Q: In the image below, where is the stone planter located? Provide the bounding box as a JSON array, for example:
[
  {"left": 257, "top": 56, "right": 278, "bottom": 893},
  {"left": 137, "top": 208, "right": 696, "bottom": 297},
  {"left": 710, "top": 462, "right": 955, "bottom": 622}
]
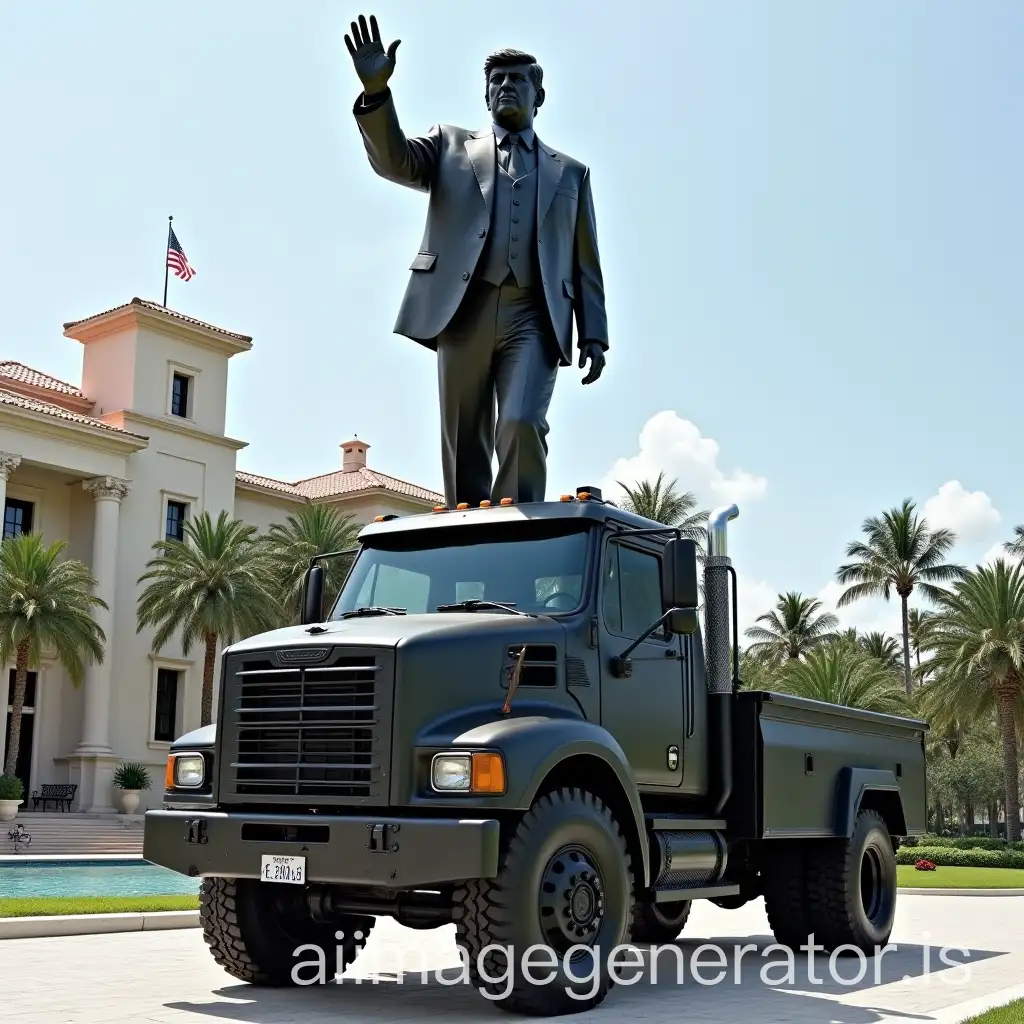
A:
[
  {"left": 0, "top": 799, "right": 23, "bottom": 822},
  {"left": 115, "top": 789, "right": 141, "bottom": 814}
]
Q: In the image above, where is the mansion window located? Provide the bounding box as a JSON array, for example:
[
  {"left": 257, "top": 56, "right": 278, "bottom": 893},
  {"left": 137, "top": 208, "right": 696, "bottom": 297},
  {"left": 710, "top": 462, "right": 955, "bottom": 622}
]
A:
[
  {"left": 3, "top": 498, "right": 34, "bottom": 539},
  {"left": 154, "top": 668, "right": 180, "bottom": 743},
  {"left": 165, "top": 500, "right": 189, "bottom": 542},
  {"left": 171, "top": 372, "right": 191, "bottom": 418}
]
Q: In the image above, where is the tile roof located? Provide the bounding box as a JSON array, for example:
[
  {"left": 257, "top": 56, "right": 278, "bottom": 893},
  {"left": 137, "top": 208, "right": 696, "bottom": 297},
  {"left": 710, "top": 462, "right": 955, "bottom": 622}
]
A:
[
  {"left": 236, "top": 467, "right": 442, "bottom": 504},
  {"left": 0, "top": 387, "right": 147, "bottom": 440},
  {"left": 63, "top": 297, "right": 252, "bottom": 343},
  {"left": 0, "top": 361, "right": 85, "bottom": 398}
]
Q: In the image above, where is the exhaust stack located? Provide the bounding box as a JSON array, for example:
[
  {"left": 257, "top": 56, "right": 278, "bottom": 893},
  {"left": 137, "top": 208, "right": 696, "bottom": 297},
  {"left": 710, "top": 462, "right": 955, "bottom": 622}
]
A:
[{"left": 704, "top": 503, "right": 738, "bottom": 815}]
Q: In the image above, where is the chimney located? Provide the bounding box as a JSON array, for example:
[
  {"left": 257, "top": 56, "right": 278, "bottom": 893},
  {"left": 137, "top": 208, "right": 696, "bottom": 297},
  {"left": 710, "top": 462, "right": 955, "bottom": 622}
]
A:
[{"left": 341, "top": 437, "right": 369, "bottom": 473}]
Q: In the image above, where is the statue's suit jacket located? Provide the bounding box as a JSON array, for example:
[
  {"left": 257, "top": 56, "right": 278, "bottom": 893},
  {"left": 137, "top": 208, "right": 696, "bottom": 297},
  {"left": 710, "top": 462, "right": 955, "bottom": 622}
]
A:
[{"left": 353, "top": 91, "right": 608, "bottom": 367}]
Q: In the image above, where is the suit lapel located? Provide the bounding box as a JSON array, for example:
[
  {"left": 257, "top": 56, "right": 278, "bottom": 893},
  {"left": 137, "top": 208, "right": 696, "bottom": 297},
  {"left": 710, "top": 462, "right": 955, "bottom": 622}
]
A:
[
  {"left": 537, "top": 142, "right": 563, "bottom": 226},
  {"left": 465, "top": 130, "right": 496, "bottom": 216}
]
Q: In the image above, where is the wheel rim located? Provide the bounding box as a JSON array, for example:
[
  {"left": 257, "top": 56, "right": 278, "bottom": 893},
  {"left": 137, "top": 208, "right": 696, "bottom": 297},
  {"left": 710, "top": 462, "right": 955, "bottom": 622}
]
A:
[
  {"left": 539, "top": 844, "right": 605, "bottom": 958},
  {"left": 859, "top": 844, "right": 886, "bottom": 924}
]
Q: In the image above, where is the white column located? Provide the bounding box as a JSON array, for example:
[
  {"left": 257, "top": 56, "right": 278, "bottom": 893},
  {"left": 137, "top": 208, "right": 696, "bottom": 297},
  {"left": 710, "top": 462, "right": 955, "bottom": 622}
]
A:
[
  {"left": 71, "top": 474, "right": 131, "bottom": 812},
  {"left": 0, "top": 452, "right": 22, "bottom": 528}
]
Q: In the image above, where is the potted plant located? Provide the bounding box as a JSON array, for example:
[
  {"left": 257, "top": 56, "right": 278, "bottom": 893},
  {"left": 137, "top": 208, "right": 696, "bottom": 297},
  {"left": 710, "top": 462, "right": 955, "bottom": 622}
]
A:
[
  {"left": 0, "top": 773, "right": 24, "bottom": 821},
  {"left": 112, "top": 762, "right": 151, "bottom": 814}
]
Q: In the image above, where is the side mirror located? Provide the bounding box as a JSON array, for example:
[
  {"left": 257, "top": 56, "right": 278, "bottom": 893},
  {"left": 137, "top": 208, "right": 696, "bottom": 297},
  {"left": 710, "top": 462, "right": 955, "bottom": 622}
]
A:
[
  {"left": 300, "top": 565, "right": 325, "bottom": 625},
  {"left": 665, "top": 607, "right": 698, "bottom": 635},
  {"left": 662, "top": 537, "right": 699, "bottom": 610}
]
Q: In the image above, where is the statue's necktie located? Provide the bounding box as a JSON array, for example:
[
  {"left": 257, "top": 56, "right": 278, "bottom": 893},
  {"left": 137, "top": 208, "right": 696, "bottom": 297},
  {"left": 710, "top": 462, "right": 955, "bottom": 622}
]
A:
[{"left": 504, "top": 134, "right": 522, "bottom": 178}]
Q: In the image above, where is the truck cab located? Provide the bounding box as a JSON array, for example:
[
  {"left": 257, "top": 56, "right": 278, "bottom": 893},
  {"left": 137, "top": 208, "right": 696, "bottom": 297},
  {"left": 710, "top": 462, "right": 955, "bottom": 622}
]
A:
[{"left": 144, "top": 488, "right": 928, "bottom": 1015}]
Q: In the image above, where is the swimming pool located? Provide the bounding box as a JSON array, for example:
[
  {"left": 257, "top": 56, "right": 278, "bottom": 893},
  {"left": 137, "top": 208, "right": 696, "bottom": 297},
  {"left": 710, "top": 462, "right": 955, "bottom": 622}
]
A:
[{"left": 0, "top": 859, "right": 200, "bottom": 899}]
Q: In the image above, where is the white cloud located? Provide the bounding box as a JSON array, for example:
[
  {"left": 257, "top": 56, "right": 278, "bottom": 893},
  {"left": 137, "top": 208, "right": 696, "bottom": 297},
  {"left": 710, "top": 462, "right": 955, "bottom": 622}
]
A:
[
  {"left": 600, "top": 411, "right": 767, "bottom": 509},
  {"left": 736, "top": 573, "right": 778, "bottom": 639},
  {"left": 922, "top": 481, "right": 1000, "bottom": 542}
]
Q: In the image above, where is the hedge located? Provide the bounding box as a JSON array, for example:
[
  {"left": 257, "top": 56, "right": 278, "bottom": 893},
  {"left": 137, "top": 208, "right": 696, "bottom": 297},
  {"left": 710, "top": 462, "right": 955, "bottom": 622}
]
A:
[
  {"left": 902, "top": 834, "right": 1024, "bottom": 852},
  {"left": 895, "top": 845, "right": 1024, "bottom": 869}
]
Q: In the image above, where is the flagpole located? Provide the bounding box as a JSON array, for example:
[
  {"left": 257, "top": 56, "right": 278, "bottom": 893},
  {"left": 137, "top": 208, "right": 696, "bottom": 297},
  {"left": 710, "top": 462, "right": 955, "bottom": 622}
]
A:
[{"left": 163, "top": 215, "right": 172, "bottom": 306}]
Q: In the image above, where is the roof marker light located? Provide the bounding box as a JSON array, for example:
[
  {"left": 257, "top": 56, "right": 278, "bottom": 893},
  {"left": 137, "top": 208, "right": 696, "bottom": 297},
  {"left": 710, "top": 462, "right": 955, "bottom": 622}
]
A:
[
  {"left": 560, "top": 494, "right": 575, "bottom": 502},
  {"left": 433, "top": 505, "right": 446, "bottom": 513},
  {"left": 500, "top": 497, "right": 514, "bottom": 506},
  {"left": 480, "top": 500, "right": 492, "bottom": 507},
  {"left": 456, "top": 502, "right": 470, "bottom": 510}
]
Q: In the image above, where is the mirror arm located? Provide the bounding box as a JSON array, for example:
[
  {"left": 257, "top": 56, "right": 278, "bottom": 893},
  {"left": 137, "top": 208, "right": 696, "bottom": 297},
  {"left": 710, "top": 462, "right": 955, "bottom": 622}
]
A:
[{"left": 610, "top": 609, "right": 676, "bottom": 678}]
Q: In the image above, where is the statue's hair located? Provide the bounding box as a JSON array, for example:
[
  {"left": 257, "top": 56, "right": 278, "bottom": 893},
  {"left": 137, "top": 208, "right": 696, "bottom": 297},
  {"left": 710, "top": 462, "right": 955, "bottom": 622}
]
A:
[{"left": 484, "top": 48, "right": 543, "bottom": 93}]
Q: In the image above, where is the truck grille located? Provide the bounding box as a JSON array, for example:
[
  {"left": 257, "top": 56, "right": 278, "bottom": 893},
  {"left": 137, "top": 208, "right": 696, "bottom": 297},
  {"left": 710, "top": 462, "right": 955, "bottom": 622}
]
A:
[{"left": 218, "top": 646, "right": 394, "bottom": 805}]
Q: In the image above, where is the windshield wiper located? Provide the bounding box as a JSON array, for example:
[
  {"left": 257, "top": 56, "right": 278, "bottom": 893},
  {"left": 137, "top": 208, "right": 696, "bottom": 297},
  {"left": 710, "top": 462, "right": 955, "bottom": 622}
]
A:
[
  {"left": 338, "top": 606, "right": 407, "bottom": 619},
  {"left": 436, "top": 599, "right": 532, "bottom": 617}
]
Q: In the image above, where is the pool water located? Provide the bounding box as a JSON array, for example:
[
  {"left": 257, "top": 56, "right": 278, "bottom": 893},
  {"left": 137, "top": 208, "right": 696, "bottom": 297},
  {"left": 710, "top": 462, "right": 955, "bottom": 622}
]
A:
[{"left": 0, "top": 859, "right": 200, "bottom": 899}]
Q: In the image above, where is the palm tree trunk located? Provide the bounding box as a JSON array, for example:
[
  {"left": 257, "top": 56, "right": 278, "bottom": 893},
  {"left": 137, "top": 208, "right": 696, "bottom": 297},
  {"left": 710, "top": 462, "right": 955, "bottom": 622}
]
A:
[
  {"left": 2, "top": 638, "right": 32, "bottom": 778},
  {"left": 900, "top": 594, "right": 913, "bottom": 696},
  {"left": 201, "top": 632, "right": 218, "bottom": 727},
  {"left": 996, "top": 684, "right": 1021, "bottom": 843}
]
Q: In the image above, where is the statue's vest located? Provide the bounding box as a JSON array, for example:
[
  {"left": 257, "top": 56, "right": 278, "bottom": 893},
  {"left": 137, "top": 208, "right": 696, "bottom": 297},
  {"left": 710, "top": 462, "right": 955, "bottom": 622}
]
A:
[{"left": 475, "top": 160, "right": 540, "bottom": 289}]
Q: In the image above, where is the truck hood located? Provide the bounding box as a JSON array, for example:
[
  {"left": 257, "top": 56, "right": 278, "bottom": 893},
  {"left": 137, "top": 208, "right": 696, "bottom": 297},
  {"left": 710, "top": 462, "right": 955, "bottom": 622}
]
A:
[{"left": 224, "top": 611, "right": 565, "bottom": 654}]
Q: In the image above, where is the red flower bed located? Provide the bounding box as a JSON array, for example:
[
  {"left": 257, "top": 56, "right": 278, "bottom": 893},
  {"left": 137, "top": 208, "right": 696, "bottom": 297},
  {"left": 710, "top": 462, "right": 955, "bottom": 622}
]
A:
[{"left": 914, "top": 859, "right": 936, "bottom": 871}]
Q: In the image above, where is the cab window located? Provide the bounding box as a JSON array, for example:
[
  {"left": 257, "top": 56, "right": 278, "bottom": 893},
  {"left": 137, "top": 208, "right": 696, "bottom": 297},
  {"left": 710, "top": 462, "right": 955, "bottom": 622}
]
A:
[{"left": 602, "top": 541, "right": 665, "bottom": 638}]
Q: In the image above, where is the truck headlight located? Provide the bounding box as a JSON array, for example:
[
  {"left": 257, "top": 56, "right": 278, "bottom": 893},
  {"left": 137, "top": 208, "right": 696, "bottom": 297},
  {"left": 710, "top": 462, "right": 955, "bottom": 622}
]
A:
[
  {"left": 166, "top": 752, "right": 205, "bottom": 789},
  {"left": 430, "top": 751, "right": 505, "bottom": 794}
]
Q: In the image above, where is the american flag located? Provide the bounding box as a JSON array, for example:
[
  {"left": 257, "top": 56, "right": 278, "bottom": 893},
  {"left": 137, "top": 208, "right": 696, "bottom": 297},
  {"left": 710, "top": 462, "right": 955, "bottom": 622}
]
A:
[{"left": 166, "top": 226, "right": 196, "bottom": 281}]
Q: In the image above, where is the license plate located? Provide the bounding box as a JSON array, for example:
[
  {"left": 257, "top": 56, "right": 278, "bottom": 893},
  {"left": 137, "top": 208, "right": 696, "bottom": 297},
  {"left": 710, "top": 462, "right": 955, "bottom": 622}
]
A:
[{"left": 260, "top": 854, "right": 305, "bottom": 884}]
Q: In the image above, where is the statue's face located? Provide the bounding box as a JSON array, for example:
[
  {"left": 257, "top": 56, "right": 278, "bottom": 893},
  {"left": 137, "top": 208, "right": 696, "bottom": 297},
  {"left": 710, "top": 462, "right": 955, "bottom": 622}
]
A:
[{"left": 486, "top": 63, "right": 540, "bottom": 130}]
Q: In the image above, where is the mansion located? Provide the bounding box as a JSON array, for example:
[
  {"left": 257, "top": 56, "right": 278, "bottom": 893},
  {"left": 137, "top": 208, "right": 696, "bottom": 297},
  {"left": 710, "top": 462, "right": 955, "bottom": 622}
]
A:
[{"left": 0, "top": 297, "right": 441, "bottom": 813}]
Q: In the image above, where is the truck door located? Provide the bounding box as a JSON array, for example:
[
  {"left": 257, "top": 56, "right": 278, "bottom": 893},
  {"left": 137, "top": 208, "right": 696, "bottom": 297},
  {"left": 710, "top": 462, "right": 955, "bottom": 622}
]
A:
[{"left": 597, "top": 534, "right": 685, "bottom": 788}]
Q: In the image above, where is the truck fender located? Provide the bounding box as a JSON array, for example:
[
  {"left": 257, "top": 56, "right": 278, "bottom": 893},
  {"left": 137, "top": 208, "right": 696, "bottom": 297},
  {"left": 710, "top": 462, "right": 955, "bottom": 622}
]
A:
[
  {"left": 420, "top": 711, "right": 650, "bottom": 887},
  {"left": 518, "top": 719, "right": 650, "bottom": 889},
  {"left": 834, "top": 766, "right": 908, "bottom": 837}
]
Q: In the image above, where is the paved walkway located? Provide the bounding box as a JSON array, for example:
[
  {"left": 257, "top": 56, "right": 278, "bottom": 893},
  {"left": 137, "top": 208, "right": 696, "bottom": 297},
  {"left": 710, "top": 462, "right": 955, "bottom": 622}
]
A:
[{"left": 5, "top": 894, "right": 1023, "bottom": 1023}]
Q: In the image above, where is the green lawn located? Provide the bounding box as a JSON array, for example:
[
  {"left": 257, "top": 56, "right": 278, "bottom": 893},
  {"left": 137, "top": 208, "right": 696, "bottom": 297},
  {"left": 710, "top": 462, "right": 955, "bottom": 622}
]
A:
[
  {"left": 897, "top": 865, "right": 1024, "bottom": 888},
  {"left": 0, "top": 894, "right": 200, "bottom": 918},
  {"left": 961, "top": 998, "right": 1024, "bottom": 1023}
]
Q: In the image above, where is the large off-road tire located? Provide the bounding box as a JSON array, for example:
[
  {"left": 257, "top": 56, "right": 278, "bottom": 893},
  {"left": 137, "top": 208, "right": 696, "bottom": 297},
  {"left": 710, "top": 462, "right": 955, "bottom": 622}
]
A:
[
  {"left": 452, "top": 787, "right": 636, "bottom": 1016},
  {"left": 804, "top": 809, "right": 898, "bottom": 954},
  {"left": 631, "top": 898, "right": 691, "bottom": 944},
  {"left": 199, "top": 877, "right": 375, "bottom": 985},
  {"left": 762, "top": 841, "right": 814, "bottom": 950}
]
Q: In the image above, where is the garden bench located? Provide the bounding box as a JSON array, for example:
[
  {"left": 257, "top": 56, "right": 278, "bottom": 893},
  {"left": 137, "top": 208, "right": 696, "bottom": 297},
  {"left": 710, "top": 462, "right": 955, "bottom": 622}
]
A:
[{"left": 31, "top": 783, "right": 77, "bottom": 811}]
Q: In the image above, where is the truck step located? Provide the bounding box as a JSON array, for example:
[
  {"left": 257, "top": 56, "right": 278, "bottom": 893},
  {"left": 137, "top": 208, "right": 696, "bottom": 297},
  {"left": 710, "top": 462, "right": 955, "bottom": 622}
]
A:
[
  {"left": 645, "top": 814, "right": 726, "bottom": 831},
  {"left": 651, "top": 883, "right": 740, "bottom": 903}
]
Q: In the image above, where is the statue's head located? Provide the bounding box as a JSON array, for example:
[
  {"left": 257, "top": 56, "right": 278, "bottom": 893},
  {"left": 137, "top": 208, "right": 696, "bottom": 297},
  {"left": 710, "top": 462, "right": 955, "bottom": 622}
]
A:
[{"left": 484, "top": 49, "right": 544, "bottom": 132}]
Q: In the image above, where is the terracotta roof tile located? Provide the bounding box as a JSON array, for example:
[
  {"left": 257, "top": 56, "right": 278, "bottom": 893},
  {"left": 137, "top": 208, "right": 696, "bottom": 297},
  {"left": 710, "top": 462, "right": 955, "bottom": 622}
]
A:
[
  {"left": 235, "top": 467, "right": 442, "bottom": 504},
  {"left": 0, "top": 361, "right": 85, "bottom": 398},
  {"left": 63, "top": 297, "right": 252, "bottom": 343},
  {"left": 0, "top": 387, "right": 147, "bottom": 439}
]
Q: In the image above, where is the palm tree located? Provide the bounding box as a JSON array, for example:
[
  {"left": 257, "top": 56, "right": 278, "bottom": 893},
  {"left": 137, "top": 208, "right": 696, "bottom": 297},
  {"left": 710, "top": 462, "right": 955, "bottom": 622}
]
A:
[
  {"left": 859, "top": 631, "right": 903, "bottom": 671},
  {"left": 1004, "top": 526, "right": 1024, "bottom": 557},
  {"left": 263, "top": 504, "right": 360, "bottom": 624},
  {"left": 0, "top": 533, "right": 106, "bottom": 777},
  {"left": 615, "top": 472, "right": 709, "bottom": 545},
  {"left": 776, "top": 644, "right": 909, "bottom": 715},
  {"left": 743, "top": 591, "right": 839, "bottom": 664},
  {"left": 136, "top": 510, "right": 281, "bottom": 726},
  {"left": 836, "top": 498, "right": 965, "bottom": 696},
  {"left": 919, "top": 559, "right": 1024, "bottom": 841}
]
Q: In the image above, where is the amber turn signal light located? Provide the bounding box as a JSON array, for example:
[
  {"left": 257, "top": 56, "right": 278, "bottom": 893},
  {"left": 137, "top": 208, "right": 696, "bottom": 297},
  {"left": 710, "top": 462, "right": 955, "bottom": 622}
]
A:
[
  {"left": 164, "top": 755, "right": 175, "bottom": 789},
  {"left": 471, "top": 752, "right": 506, "bottom": 794}
]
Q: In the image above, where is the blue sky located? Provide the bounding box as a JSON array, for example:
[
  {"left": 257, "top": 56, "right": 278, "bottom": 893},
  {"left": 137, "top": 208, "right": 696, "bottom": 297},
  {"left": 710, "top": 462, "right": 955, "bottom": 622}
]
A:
[{"left": 1, "top": 1, "right": 1021, "bottom": 636}]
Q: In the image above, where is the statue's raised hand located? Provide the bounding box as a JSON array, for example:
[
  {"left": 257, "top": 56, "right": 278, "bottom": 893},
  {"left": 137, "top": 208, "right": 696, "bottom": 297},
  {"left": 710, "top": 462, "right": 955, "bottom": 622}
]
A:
[{"left": 345, "top": 14, "right": 400, "bottom": 96}]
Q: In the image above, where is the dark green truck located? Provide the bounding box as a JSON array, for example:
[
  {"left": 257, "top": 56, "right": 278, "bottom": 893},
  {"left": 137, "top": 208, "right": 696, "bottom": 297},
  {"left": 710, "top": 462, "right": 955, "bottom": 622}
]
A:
[{"left": 144, "top": 488, "right": 928, "bottom": 1015}]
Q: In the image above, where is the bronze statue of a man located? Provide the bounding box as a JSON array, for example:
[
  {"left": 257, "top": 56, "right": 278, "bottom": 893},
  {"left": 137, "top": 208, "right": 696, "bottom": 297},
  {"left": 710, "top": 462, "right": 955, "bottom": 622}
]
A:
[{"left": 345, "top": 15, "right": 608, "bottom": 507}]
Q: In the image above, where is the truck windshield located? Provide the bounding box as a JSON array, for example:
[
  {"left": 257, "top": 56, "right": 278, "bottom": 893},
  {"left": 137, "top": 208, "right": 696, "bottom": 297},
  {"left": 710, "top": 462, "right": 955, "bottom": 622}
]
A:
[{"left": 330, "top": 524, "right": 591, "bottom": 617}]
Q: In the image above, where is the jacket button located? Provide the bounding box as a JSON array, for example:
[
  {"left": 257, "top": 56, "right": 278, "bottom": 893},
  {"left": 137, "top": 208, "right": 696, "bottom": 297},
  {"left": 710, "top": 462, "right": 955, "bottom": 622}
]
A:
[
  {"left": 462, "top": 272, "right": 469, "bottom": 280},
  {"left": 478, "top": 229, "right": 486, "bottom": 237}
]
